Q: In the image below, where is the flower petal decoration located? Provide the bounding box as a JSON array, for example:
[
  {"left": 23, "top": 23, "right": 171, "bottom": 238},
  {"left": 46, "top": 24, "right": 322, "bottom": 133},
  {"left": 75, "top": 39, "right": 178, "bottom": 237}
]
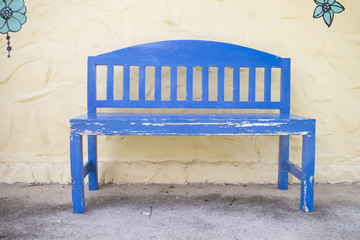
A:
[
  {"left": 313, "top": 6, "right": 324, "bottom": 18},
  {"left": 313, "top": 0, "right": 345, "bottom": 27},
  {"left": 12, "top": 11, "right": 26, "bottom": 24},
  {"left": 331, "top": 2, "right": 345, "bottom": 13},
  {"left": 8, "top": 0, "right": 24, "bottom": 12},
  {"left": 323, "top": 11, "right": 334, "bottom": 27},
  {"left": 7, "top": 16, "right": 21, "bottom": 32},
  {"left": 0, "top": 14, "right": 5, "bottom": 27},
  {"left": 0, "top": 20, "right": 9, "bottom": 34},
  {"left": 0, "top": 0, "right": 27, "bottom": 33},
  {"left": 0, "top": 0, "right": 27, "bottom": 57},
  {"left": 18, "top": 5, "right": 26, "bottom": 14}
]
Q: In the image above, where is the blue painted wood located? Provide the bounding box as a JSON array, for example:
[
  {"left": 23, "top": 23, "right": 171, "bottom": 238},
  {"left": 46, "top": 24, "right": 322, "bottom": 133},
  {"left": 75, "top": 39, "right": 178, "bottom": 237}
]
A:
[
  {"left": 87, "top": 57, "right": 96, "bottom": 113},
  {"left": 278, "top": 135, "right": 289, "bottom": 190},
  {"left": 285, "top": 160, "right": 302, "bottom": 180},
  {"left": 202, "top": 66, "right": 209, "bottom": 101},
  {"left": 281, "top": 58, "right": 291, "bottom": 114},
  {"left": 264, "top": 67, "right": 271, "bottom": 102},
  {"left": 155, "top": 66, "right": 162, "bottom": 101},
  {"left": 88, "top": 135, "right": 98, "bottom": 190},
  {"left": 233, "top": 67, "right": 240, "bottom": 102},
  {"left": 248, "top": 67, "right": 256, "bottom": 102},
  {"left": 93, "top": 100, "right": 284, "bottom": 109},
  {"left": 123, "top": 65, "right": 130, "bottom": 101},
  {"left": 217, "top": 66, "right": 224, "bottom": 102},
  {"left": 83, "top": 161, "right": 92, "bottom": 177},
  {"left": 86, "top": 41, "right": 291, "bottom": 111},
  {"left": 170, "top": 66, "right": 177, "bottom": 101},
  {"left": 107, "top": 65, "right": 114, "bottom": 100},
  {"left": 139, "top": 66, "right": 146, "bottom": 101},
  {"left": 72, "top": 113, "right": 312, "bottom": 121},
  {"left": 70, "top": 113, "right": 315, "bottom": 136},
  {"left": 95, "top": 40, "right": 283, "bottom": 67},
  {"left": 70, "top": 40, "right": 316, "bottom": 213},
  {"left": 70, "top": 133, "right": 85, "bottom": 213},
  {"left": 186, "top": 66, "right": 193, "bottom": 101},
  {"left": 300, "top": 133, "right": 316, "bottom": 212}
]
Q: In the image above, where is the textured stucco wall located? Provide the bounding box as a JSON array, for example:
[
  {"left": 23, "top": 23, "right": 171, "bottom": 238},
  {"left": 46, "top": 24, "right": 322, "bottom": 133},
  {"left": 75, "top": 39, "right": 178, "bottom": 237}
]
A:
[{"left": 0, "top": 0, "right": 359, "bottom": 184}]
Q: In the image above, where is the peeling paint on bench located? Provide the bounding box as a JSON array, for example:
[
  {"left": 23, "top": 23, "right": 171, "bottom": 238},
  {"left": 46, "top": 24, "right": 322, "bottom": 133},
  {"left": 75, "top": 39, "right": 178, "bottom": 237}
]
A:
[{"left": 69, "top": 40, "right": 316, "bottom": 213}]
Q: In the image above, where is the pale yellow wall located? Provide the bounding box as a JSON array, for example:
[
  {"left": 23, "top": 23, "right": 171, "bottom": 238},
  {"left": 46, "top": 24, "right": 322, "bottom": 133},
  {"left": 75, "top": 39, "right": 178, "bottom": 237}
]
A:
[{"left": 0, "top": 0, "right": 359, "bottom": 184}]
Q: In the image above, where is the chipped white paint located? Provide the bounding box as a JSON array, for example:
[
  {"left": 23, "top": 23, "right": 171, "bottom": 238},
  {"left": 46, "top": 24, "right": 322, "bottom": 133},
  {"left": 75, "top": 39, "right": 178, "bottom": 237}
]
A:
[
  {"left": 83, "top": 122, "right": 106, "bottom": 126},
  {"left": 81, "top": 130, "right": 104, "bottom": 135},
  {"left": 141, "top": 122, "right": 284, "bottom": 127},
  {"left": 235, "top": 122, "right": 284, "bottom": 127},
  {"left": 258, "top": 119, "right": 274, "bottom": 122},
  {"left": 142, "top": 123, "right": 166, "bottom": 127},
  {"left": 303, "top": 178, "right": 309, "bottom": 212},
  {"left": 310, "top": 176, "right": 314, "bottom": 188},
  {"left": 72, "top": 127, "right": 309, "bottom": 136},
  {"left": 275, "top": 131, "right": 309, "bottom": 135}
]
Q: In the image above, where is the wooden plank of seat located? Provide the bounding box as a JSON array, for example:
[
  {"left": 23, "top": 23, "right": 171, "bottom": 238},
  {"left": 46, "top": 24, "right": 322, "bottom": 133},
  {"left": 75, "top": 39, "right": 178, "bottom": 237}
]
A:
[{"left": 70, "top": 113, "right": 315, "bottom": 136}]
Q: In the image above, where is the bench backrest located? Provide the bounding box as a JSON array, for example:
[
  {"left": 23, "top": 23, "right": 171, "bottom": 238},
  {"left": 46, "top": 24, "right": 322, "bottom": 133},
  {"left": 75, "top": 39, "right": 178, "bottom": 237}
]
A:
[{"left": 87, "top": 40, "right": 291, "bottom": 114}]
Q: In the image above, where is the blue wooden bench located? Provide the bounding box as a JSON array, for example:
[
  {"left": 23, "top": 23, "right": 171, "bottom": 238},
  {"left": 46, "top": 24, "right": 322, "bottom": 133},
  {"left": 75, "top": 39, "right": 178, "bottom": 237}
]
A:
[{"left": 70, "top": 40, "right": 316, "bottom": 213}]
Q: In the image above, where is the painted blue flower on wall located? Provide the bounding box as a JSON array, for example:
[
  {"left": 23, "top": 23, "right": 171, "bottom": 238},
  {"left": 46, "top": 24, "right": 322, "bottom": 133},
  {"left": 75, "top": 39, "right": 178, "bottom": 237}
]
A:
[
  {"left": 0, "top": 0, "right": 27, "bottom": 57},
  {"left": 313, "top": 0, "right": 344, "bottom": 27}
]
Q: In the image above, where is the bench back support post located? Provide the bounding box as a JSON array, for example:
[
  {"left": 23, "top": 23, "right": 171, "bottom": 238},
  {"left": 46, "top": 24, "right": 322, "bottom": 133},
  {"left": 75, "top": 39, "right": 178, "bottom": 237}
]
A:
[
  {"left": 281, "top": 58, "right": 291, "bottom": 114},
  {"left": 87, "top": 56, "right": 97, "bottom": 114}
]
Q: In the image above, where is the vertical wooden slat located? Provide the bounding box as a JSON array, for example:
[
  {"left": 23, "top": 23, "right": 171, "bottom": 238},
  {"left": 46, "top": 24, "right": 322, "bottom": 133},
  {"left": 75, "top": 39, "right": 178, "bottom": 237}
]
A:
[
  {"left": 139, "top": 65, "right": 146, "bottom": 101},
  {"left": 107, "top": 64, "right": 114, "bottom": 101},
  {"left": 87, "top": 57, "right": 96, "bottom": 113},
  {"left": 202, "top": 66, "right": 209, "bottom": 101},
  {"left": 217, "top": 66, "right": 224, "bottom": 102},
  {"left": 154, "top": 66, "right": 162, "bottom": 101},
  {"left": 264, "top": 67, "right": 272, "bottom": 102},
  {"left": 170, "top": 66, "right": 177, "bottom": 101},
  {"left": 233, "top": 67, "right": 240, "bottom": 102},
  {"left": 248, "top": 66, "right": 256, "bottom": 102},
  {"left": 186, "top": 66, "right": 193, "bottom": 101},
  {"left": 123, "top": 65, "right": 130, "bottom": 101},
  {"left": 281, "top": 58, "right": 291, "bottom": 114}
]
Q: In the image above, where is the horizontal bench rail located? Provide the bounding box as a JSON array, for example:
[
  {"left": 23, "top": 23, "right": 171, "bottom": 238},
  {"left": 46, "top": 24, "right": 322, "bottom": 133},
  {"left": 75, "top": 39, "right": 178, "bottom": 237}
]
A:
[
  {"left": 285, "top": 160, "right": 302, "bottom": 180},
  {"left": 94, "top": 100, "right": 284, "bottom": 109}
]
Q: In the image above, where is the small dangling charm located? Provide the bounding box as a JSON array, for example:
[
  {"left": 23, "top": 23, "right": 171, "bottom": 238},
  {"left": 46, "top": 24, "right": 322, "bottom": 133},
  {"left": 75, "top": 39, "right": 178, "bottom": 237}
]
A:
[{"left": 6, "top": 33, "right": 12, "bottom": 58}]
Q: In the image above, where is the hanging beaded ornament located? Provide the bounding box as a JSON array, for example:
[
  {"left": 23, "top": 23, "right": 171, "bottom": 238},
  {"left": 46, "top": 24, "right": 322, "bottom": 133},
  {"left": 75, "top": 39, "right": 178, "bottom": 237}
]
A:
[{"left": 0, "top": 0, "right": 27, "bottom": 58}]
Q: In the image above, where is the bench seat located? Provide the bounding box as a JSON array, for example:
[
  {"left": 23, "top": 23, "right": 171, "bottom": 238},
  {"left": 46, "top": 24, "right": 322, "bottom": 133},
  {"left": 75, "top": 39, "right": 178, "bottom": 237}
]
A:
[{"left": 70, "top": 113, "right": 315, "bottom": 136}]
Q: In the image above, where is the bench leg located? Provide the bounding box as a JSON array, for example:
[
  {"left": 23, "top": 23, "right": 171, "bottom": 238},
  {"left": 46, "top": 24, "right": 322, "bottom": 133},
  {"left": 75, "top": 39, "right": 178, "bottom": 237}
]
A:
[
  {"left": 70, "top": 133, "right": 85, "bottom": 213},
  {"left": 300, "top": 134, "right": 315, "bottom": 212},
  {"left": 278, "top": 135, "right": 289, "bottom": 190},
  {"left": 88, "top": 135, "right": 98, "bottom": 190}
]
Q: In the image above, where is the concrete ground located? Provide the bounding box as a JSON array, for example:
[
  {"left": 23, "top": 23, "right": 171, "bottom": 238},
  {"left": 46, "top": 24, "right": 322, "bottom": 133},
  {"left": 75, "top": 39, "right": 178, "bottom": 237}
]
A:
[{"left": 0, "top": 183, "right": 359, "bottom": 240}]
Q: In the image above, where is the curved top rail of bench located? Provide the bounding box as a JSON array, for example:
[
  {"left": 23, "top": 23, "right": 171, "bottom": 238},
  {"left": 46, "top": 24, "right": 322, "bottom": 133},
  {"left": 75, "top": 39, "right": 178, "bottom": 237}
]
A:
[{"left": 94, "top": 40, "right": 284, "bottom": 67}]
